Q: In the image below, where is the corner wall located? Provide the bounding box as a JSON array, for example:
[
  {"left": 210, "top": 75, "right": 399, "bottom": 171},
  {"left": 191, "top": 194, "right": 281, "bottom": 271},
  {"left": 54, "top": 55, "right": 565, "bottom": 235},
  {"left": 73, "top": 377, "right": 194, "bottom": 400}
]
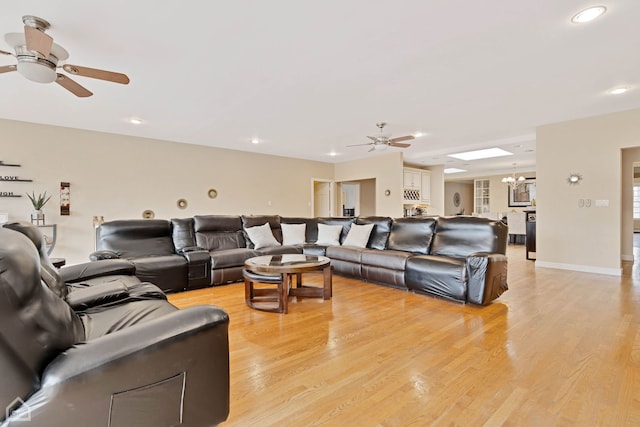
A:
[{"left": 536, "top": 108, "right": 640, "bottom": 275}]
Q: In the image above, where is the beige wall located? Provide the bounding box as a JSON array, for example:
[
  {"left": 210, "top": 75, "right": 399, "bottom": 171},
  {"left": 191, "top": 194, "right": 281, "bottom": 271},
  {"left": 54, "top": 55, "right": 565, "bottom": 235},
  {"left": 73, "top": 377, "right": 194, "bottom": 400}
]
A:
[
  {"left": 0, "top": 119, "right": 333, "bottom": 265},
  {"left": 537, "top": 108, "right": 640, "bottom": 275},
  {"left": 444, "top": 182, "right": 473, "bottom": 215},
  {"left": 334, "top": 152, "right": 404, "bottom": 218}
]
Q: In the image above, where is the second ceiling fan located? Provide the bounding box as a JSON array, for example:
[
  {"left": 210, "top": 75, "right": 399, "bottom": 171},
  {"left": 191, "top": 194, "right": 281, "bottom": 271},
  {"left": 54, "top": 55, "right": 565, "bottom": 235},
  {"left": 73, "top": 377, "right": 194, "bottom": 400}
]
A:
[{"left": 349, "top": 122, "right": 414, "bottom": 151}]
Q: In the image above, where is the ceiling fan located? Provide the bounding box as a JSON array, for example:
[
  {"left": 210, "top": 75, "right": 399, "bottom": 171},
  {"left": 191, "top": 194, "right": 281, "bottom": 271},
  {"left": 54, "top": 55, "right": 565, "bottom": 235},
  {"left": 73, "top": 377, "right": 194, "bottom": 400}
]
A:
[
  {"left": 348, "top": 122, "right": 414, "bottom": 152},
  {"left": 0, "top": 15, "right": 129, "bottom": 97}
]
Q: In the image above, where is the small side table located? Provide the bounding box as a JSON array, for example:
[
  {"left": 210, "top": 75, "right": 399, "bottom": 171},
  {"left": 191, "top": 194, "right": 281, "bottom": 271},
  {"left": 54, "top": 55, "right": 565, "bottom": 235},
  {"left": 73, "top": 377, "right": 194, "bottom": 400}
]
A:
[{"left": 50, "top": 257, "right": 66, "bottom": 269}]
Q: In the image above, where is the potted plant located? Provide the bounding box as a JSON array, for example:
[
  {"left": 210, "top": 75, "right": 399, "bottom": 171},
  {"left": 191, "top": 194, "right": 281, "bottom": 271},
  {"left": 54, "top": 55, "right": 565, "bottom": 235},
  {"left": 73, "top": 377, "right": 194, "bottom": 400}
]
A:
[{"left": 26, "top": 191, "right": 52, "bottom": 225}]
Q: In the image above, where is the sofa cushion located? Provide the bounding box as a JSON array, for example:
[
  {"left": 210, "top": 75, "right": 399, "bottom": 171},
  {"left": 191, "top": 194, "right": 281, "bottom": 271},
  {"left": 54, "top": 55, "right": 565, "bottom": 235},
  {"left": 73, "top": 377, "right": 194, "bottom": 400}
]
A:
[
  {"left": 431, "top": 216, "right": 507, "bottom": 259},
  {"left": 244, "top": 223, "right": 281, "bottom": 249},
  {"left": 171, "top": 217, "right": 196, "bottom": 251},
  {"left": 193, "top": 215, "right": 246, "bottom": 251},
  {"left": 342, "top": 223, "right": 374, "bottom": 248},
  {"left": 361, "top": 249, "right": 412, "bottom": 270},
  {"left": 316, "top": 224, "right": 342, "bottom": 246},
  {"left": 241, "top": 215, "right": 282, "bottom": 246},
  {"left": 301, "top": 244, "right": 327, "bottom": 256},
  {"left": 97, "top": 219, "right": 176, "bottom": 258},
  {"left": 326, "top": 246, "right": 363, "bottom": 263},
  {"left": 356, "top": 216, "right": 392, "bottom": 250},
  {"left": 281, "top": 223, "right": 306, "bottom": 245},
  {"left": 210, "top": 248, "right": 259, "bottom": 269},
  {"left": 388, "top": 217, "right": 437, "bottom": 254}
]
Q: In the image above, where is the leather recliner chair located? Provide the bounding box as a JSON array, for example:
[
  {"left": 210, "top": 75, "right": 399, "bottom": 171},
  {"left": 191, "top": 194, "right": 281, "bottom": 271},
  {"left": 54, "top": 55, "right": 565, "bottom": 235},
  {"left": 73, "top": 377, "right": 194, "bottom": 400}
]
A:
[
  {"left": 2, "top": 222, "right": 166, "bottom": 311},
  {"left": 0, "top": 227, "right": 230, "bottom": 426}
]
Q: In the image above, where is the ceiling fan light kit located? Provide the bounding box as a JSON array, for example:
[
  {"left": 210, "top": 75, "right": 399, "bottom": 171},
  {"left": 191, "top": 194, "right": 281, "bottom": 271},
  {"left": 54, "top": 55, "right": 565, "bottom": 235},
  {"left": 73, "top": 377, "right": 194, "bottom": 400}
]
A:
[{"left": 0, "top": 15, "right": 130, "bottom": 97}]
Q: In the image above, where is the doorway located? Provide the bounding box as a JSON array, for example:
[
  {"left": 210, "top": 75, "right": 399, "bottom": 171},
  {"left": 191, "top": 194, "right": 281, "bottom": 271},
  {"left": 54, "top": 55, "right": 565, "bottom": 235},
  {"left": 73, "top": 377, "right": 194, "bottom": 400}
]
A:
[
  {"left": 340, "top": 182, "right": 359, "bottom": 216},
  {"left": 312, "top": 180, "right": 333, "bottom": 217}
]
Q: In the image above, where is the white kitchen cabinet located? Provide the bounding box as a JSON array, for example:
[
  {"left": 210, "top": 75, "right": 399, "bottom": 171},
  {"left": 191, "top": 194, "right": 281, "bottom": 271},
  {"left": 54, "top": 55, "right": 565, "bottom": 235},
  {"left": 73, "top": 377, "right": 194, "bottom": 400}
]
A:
[{"left": 420, "top": 171, "right": 431, "bottom": 204}]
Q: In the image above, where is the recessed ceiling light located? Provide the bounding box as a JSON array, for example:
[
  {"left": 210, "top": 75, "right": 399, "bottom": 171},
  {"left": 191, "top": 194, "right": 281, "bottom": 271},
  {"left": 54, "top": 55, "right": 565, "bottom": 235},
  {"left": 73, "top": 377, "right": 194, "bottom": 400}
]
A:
[
  {"left": 609, "top": 87, "right": 629, "bottom": 95},
  {"left": 128, "top": 118, "right": 143, "bottom": 125},
  {"left": 571, "top": 6, "right": 606, "bottom": 24},
  {"left": 444, "top": 168, "right": 467, "bottom": 174},
  {"left": 448, "top": 147, "right": 513, "bottom": 161},
  {"left": 414, "top": 132, "right": 425, "bottom": 138},
  {"left": 328, "top": 151, "right": 338, "bottom": 157},
  {"left": 250, "top": 138, "right": 260, "bottom": 144}
]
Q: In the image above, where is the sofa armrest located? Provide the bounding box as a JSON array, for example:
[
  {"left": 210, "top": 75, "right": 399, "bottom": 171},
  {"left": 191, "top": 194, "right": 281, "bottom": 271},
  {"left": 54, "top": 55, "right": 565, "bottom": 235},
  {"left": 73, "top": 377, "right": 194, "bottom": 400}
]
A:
[
  {"left": 59, "top": 259, "right": 136, "bottom": 283},
  {"left": 466, "top": 252, "right": 508, "bottom": 305},
  {"left": 181, "top": 249, "right": 212, "bottom": 289},
  {"left": 89, "top": 249, "right": 120, "bottom": 261},
  {"left": 15, "top": 306, "right": 230, "bottom": 426}
]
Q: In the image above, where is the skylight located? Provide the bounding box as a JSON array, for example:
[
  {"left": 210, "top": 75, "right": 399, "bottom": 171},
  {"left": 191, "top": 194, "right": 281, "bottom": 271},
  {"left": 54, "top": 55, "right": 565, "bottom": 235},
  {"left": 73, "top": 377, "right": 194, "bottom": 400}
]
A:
[{"left": 448, "top": 148, "right": 513, "bottom": 161}]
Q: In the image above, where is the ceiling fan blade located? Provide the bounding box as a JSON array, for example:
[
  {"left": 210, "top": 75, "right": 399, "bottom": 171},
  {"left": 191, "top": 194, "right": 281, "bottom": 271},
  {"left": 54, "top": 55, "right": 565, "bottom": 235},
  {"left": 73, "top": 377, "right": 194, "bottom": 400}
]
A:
[
  {"left": 0, "top": 65, "right": 17, "bottom": 74},
  {"left": 368, "top": 146, "right": 376, "bottom": 152},
  {"left": 24, "top": 25, "right": 53, "bottom": 58},
  {"left": 63, "top": 64, "right": 130, "bottom": 84},
  {"left": 366, "top": 136, "right": 378, "bottom": 142},
  {"left": 390, "top": 135, "right": 415, "bottom": 143},
  {"left": 56, "top": 74, "right": 93, "bottom": 97},
  {"left": 0, "top": 49, "right": 13, "bottom": 56},
  {"left": 389, "top": 142, "right": 411, "bottom": 148},
  {"left": 347, "top": 143, "right": 374, "bottom": 147}
]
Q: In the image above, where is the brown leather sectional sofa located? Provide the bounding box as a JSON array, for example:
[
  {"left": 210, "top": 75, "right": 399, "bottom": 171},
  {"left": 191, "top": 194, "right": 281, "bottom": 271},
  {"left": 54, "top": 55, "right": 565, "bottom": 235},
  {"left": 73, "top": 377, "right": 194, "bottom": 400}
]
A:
[{"left": 91, "top": 214, "right": 509, "bottom": 305}]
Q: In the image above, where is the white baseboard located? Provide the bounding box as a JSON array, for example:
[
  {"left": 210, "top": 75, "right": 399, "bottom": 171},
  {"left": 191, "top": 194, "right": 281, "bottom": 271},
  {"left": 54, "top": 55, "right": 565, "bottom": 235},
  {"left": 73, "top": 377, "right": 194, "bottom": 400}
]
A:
[
  {"left": 621, "top": 254, "right": 634, "bottom": 262},
  {"left": 535, "top": 261, "right": 622, "bottom": 276}
]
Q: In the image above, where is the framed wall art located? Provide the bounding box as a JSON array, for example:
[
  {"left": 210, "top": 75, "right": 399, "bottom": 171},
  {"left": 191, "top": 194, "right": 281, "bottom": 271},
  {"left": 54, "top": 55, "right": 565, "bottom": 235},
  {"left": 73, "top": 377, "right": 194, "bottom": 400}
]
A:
[{"left": 508, "top": 178, "right": 536, "bottom": 207}]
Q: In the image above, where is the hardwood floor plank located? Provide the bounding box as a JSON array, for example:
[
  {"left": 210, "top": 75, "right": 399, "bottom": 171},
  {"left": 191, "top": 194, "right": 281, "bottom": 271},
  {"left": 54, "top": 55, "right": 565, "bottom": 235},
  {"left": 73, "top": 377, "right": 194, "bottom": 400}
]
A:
[{"left": 168, "top": 244, "right": 640, "bottom": 426}]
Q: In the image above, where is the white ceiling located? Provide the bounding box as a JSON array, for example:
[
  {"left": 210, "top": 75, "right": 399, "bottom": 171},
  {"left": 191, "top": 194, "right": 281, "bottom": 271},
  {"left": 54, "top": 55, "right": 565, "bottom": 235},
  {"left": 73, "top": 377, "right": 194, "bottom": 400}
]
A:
[{"left": 1, "top": 1, "right": 639, "bottom": 180}]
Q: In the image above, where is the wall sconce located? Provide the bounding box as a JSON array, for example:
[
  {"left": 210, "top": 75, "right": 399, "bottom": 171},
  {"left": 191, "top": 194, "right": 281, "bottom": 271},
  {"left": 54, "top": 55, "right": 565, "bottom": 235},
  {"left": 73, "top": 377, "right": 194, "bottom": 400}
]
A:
[{"left": 567, "top": 173, "right": 583, "bottom": 185}]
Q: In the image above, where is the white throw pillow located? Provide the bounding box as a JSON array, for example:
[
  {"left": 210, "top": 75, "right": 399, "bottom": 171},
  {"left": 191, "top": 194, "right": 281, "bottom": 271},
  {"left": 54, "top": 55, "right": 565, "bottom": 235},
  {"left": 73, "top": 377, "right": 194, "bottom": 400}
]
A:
[
  {"left": 342, "top": 223, "right": 374, "bottom": 248},
  {"left": 281, "top": 223, "right": 306, "bottom": 245},
  {"left": 245, "top": 222, "right": 281, "bottom": 249},
  {"left": 316, "top": 223, "right": 343, "bottom": 246}
]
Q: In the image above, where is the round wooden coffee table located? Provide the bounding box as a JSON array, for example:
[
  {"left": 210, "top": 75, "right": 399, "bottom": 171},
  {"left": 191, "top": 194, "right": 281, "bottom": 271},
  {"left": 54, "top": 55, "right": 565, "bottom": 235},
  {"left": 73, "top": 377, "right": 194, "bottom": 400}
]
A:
[{"left": 244, "top": 254, "right": 332, "bottom": 313}]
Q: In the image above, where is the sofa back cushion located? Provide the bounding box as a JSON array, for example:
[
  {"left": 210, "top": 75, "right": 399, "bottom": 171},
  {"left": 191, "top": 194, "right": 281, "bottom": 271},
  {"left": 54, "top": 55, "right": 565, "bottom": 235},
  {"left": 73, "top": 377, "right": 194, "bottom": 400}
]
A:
[
  {"left": 193, "top": 215, "right": 246, "bottom": 251},
  {"left": 317, "top": 217, "right": 356, "bottom": 244},
  {"left": 431, "top": 216, "right": 508, "bottom": 258},
  {"left": 241, "top": 215, "right": 282, "bottom": 248},
  {"left": 281, "top": 217, "right": 319, "bottom": 243},
  {"left": 388, "top": 217, "right": 437, "bottom": 254},
  {"left": 171, "top": 218, "right": 196, "bottom": 251},
  {"left": 356, "top": 216, "right": 392, "bottom": 250},
  {"left": 97, "top": 220, "right": 176, "bottom": 258},
  {"left": 0, "top": 228, "right": 84, "bottom": 413}
]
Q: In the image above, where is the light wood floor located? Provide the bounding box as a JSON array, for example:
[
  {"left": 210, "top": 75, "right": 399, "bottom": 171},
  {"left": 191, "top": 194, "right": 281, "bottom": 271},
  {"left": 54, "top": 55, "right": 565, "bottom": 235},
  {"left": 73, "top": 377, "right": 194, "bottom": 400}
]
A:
[{"left": 169, "top": 245, "right": 640, "bottom": 426}]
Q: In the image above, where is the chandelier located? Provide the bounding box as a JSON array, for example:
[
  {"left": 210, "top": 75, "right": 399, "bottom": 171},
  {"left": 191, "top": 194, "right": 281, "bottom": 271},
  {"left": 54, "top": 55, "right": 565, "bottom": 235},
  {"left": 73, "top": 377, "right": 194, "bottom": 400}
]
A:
[{"left": 501, "top": 163, "right": 525, "bottom": 189}]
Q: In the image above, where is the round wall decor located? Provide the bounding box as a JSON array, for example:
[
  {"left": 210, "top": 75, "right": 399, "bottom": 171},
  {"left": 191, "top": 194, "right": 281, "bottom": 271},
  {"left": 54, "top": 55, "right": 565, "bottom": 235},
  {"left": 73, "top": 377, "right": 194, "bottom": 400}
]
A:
[
  {"left": 384, "top": 189, "right": 391, "bottom": 197},
  {"left": 177, "top": 198, "right": 188, "bottom": 209},
  {"left": 142, "top": 209, "right": 155, "bottom": 219},
  {"left": 208, "top": 188, "right": 218, "bottom": 199},
  {"left": 453, "top": 192, "right": 461, "bottom": 207}
]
